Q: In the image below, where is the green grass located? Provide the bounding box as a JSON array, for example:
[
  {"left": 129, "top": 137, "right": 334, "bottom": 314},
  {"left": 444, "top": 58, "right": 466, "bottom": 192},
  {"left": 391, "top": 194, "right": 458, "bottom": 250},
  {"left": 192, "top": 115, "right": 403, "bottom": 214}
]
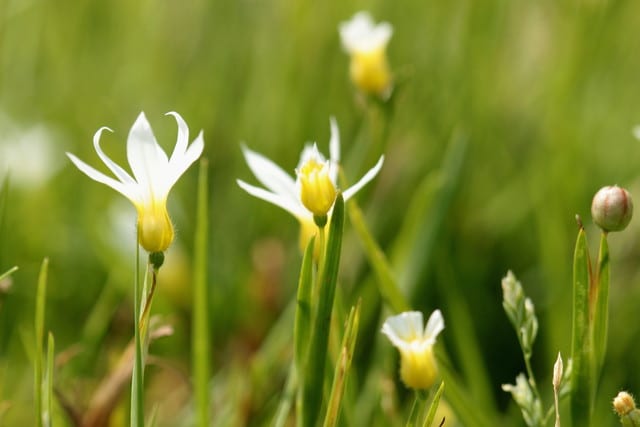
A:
[{"left": 2, "top": 0, "right": 640, "bottom": 425}]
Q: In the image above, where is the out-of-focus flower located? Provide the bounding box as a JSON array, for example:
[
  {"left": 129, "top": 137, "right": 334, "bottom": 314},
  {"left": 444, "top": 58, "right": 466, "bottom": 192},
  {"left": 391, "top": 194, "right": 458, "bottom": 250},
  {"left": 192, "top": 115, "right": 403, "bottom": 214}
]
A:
[
  {"left": 381, "top": 310, "right": 444, "bottom": 390},
  {"left": 237, "top": 117, "right": 384, "bottom": 248},
  {"left": 339, "top": 12, "right": 393, "bottom": 99},
  {"left": 67, "top": 112, "right": 204, "bottom": 253},
  {"left": 0, "top": 113, "right": 63, "bottom": 189}
]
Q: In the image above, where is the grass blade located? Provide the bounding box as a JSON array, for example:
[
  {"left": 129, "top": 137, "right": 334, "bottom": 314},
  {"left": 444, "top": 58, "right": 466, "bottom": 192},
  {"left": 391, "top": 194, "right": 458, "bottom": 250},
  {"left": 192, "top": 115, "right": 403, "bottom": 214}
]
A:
[
  {"left": 348, "top": 200, "right": 409, "bottom": 313},
  {"left": 570, "top": 226, "right": 592, "bottom": 427},
  {"left": 44, "top": 332, "right": 54, "bottom": 427},
  {"left": 34, "top": 257, "right": 49, "bottom": 427},
  {"left": 301, "top": 194, "right": 345, "bottom": 427},
  {"left": 131, "top": 233, "right": 144, "bottom": 427},
  {"left": 192, "top": 158, "right": 211, "bottom": 427},
  {"left": 422, "top": 381, "right": 445, "bottom": 427},
  {"left": 323, "top": 299, "right": 361, "bottom": 427}
]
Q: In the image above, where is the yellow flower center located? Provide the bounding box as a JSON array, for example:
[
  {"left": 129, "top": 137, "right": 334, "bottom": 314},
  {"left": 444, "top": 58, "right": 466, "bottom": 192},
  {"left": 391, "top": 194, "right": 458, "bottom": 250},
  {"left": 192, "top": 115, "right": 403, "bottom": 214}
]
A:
[
  {"left": 399, "top": 342, "right": 438, "bottom": 390},
  {"left": 137, "top": 200, "right": 174, "bottom": 253},
  {"left": 298, "top": 158, "right": 337, "bottom": 217},
  {"left": 350, "top": 47, "right": 392, "bottom": 97}
]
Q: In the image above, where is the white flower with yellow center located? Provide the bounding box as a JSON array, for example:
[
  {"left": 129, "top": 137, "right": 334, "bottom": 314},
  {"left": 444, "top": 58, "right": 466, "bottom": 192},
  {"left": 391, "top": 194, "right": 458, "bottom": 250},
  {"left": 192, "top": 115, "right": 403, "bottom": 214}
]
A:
[
  {"left": 66, "top": 112, "right": 204, "bottom": 253},
  {"left": 339, "top": 12, "right": 393, "bottom": 98},
  {"left": 381, "top": 310, "right": 444, "bottom": 390},
  {"left": 237, "top": 117, "right": 384, "bottom": 248}
]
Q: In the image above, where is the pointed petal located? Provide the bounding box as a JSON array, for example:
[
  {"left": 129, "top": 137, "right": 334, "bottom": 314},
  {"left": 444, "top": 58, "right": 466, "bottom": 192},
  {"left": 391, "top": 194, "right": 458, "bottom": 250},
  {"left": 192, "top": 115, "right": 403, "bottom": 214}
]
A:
[
  {"left": 237, "top": 179, "right": 308, "bottom": 219},
  {"left": 329, "top": 117, "right": 340, "bottom": 164},
  {"left": 242, "top": 145, "right": 298, "bottom": 201},
  {"left": 67, "top": 152, "right": 139, "bottom": 203},
  {"left": 166, "top": 111, "right": 189, "bottom": 162},
  {"left": 127, "top": 112, "right": 170, "bottom": 197},
  {"left": 424, "top": 309, "right": 444, "bottom": 343},
  {"left": 166, "top": 130, "right": 204, "bottom": 189},
  {"left": 92, "top": 126, "right": 136, "bottom": 185},
  {"left": 381, "top": 311, "right": 424, "bottom": 348},
  {"left": 343, "top": 155, "right": 384, "bottom": 200}
]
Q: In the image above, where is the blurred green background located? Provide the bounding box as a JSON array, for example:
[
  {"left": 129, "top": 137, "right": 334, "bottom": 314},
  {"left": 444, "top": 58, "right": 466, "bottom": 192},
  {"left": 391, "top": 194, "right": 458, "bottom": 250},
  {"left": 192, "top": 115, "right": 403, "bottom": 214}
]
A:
[{"left": 2, "top": 0, "right": 640, "bottom": 425}]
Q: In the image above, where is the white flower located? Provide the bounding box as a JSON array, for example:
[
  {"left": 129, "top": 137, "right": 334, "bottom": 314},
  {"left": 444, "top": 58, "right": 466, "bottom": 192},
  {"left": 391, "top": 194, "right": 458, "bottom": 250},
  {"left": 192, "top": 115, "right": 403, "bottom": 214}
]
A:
[
  {"left": 381, "top": 310, "right": 444, "bottom": 389},
  {"left": 339, "top": 12, "right": 393, "bottom": 97},
  {"left": 66, "top": 112, "right": 204, "bottom": 253},
  {"left": 237, "top": 117, "right": 384, "bottom": 245}
]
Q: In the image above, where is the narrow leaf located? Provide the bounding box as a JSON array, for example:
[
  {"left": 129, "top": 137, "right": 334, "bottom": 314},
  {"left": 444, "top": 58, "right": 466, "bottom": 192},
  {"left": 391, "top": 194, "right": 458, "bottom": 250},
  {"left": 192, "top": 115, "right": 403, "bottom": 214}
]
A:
[
  {"left": 323, "top": 300, "right": 361, "bottom": 427},
  {"left": 34, "top": 257, "right": 49, "bottom": 427},
  {"left": 301, "top": 194, "right": 345, "bottom": 427},
  {"left": 570, "top": 227, "right": 593, "bottom": 427},
  {"left": 422, "top": 381, "right": 445, "bottom": 427}
]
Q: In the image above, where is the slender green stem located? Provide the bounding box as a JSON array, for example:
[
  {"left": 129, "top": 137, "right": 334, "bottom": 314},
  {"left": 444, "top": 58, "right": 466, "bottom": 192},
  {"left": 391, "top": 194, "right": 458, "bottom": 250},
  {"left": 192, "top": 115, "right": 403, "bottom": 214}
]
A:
[
  {"left": 422, "top": 381, "right": 445, "bottom": 427},
  {"left": 34, "top": 258, "right": 49, "bottom": 427},
  {"left": 193, "top": 158, "right": 211, "bottom": 427},
  {"left": 272, "top": 364, "right": 297, "bottom": 427},
  {"left": 406, "top": 391, "right": 426, "bottom": 427},
  {"left": 44, "top": 332, "right": 54, "bottom": 427},
  {"left": 131, "top": 235, "right": 144, "bottom": 427}
]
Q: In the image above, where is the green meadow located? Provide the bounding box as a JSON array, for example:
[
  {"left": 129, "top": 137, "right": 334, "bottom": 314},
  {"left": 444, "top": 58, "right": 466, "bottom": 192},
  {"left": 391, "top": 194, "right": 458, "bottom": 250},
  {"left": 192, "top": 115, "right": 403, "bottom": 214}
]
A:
[{"left": 1, "top": 0, "right": 640, "bottom": 425}]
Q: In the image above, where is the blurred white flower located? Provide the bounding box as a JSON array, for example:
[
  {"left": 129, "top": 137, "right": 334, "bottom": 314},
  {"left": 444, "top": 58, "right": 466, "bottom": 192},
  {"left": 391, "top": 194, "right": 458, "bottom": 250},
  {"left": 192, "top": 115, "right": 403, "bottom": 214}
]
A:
[
  {"left": 237, "top": 117, "right": 384, "bottom": 247},
  {"left": 0, "top": 113, "right": 62, "bottom": 189},
  {"left": 67, "top": 112, "right": 204, "bottom": 253},
  {"left": 339, "top": 12, "right": 393, "bottom": 98},
  {"left": 381, "top": 310, "right": 444, "bottom": 389}
]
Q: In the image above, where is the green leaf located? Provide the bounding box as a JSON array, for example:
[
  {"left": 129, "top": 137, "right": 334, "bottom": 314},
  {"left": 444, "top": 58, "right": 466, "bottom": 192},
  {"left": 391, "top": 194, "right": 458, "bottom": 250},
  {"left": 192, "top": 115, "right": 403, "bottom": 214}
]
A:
[
  {"left": 294, "top": 235, "right": 316, "bottom": 376},
  {"left": 323, "top": 300, "right": 361, "bottom": 427},
  {"left": 422, "top": 381, "right": 445, "bottom": 427},
  {"left": 192, "top": 158, "right": 211, "bottom": 427},
  {"left": 570, "top": 227, "right": 593, "bottom": 427},
  {"left": 43, "top": 332, "right": 54, "bottom": 427},
  {"left": 300, "top": 194, "right": 345, "bottom": 427},
  {"left": 347, "top": 200, "right": 409, "bottom": 313},
  {"left": 34, "top": 257, "right": 48, "bottom": 427}
]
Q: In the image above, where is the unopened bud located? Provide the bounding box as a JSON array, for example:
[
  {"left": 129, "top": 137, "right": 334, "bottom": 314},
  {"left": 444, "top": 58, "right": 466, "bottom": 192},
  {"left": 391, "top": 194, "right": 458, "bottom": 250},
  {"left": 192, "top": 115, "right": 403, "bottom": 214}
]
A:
[
  {"left": 591, "top": 186, "right": 633, "bottom": 232},
  {"left": 614, "top": 392, "right": 636, "bottom": 417}
]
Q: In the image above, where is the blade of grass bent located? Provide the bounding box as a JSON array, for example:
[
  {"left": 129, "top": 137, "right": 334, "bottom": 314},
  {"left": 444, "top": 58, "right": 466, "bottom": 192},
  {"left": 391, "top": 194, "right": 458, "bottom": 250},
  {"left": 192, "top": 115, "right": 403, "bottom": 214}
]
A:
[
  {"left": 348, "top": 200, "right": 408, "bottom": 313},
  {"left": 192, "top": 158, "right": 211, "bottom": 427}
]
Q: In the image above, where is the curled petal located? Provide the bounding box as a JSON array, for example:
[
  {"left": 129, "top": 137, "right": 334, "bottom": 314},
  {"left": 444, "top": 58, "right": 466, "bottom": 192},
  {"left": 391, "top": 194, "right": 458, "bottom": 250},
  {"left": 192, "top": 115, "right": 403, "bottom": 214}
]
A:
[
  {"left": 166, "top": 111, "right": 189, "bottom": 162},
  {"left": 66, "top": 152, "right": 139, "bottom": 203},
  {"left": 242, "top": 145, "right": 298, "bottom": 202},
  {"left": 343, "top": 155, "right": 384, "bottom": 201},
  {"left": 237, "top": 179, "right": 308, "bottom": 219},
  {"left": 424, "top": 309, "right": 444, "bottom": 343}
]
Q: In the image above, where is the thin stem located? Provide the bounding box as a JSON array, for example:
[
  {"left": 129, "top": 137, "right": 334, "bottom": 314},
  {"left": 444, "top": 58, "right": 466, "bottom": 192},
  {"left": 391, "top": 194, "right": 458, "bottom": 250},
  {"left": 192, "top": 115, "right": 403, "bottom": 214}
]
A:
[
  {"left": 131, "top": 236, "right": 144, "bottom": 427},
  {"left": 406, "top": 391, "right": 426, "bottom": 427}
]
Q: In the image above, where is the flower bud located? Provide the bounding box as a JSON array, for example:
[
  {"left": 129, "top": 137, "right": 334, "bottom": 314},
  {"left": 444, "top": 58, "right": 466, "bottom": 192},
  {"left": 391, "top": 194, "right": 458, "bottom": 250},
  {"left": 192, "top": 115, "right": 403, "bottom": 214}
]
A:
[
  {"left": 591, "top": 186, "right": 633, "bottom": 232},
  {"left": 614, "top": 392, "right": 637, "bottom": 417},
  {"left": 297, "top": 154, "right": 337, "bottom": 218}
]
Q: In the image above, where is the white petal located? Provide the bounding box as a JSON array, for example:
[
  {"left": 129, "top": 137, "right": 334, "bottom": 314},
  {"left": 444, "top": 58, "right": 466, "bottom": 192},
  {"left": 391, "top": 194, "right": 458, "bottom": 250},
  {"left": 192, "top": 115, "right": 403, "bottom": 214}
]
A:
[
  {"left": 127, "top": 112, "right": 170, "bottom": 197},
  {"left": 424, "top": 309, "right": 444, "bottom": 343},
  {"left": 329, "top": 117, "right": 340, "bottom": 164},
  {"left": 297, "top": 143, "right": 326, "bottom": 169},
  {"left": 343, "top": 155, "right": 384, "bottom": 200},
  {"left": 167, "top": 130, "right": 204, "bottom": 189},
  {"left": 237, "top": 179, "right": 308, "bottom": 219},
  {"left": 67, "top": 152, "right": 139, "bottom": 203},
  {"left": 166, "top": 111, "right": 189, "bottom": 162},
  {"left": 381, "top": 311, "right": 424, "bottom": 349},
  {"left": 92, "top": 126, "right": 136, "bottom": 185},
  {"left": 339, "top": 12, "right": 392, "bottom": 53},
  {"left": 242, "top": 145, "right": 298, "bottom": 201}
]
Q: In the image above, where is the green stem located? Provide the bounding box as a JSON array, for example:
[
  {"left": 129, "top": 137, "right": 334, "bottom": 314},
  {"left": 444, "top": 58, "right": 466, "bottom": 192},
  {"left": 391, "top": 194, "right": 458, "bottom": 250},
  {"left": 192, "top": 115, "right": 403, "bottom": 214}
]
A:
[
  {"left": 193, "top": 158, "right": 211, "bottom": 427},
  {"left": 34, "top": 258, "right": 49, "bottom": 427},
  {"left": 406, "top": 391, "right": 427, "bottom": 427},
  {"left": 131, "top": 234, "right": 144, "bottom": 427}
]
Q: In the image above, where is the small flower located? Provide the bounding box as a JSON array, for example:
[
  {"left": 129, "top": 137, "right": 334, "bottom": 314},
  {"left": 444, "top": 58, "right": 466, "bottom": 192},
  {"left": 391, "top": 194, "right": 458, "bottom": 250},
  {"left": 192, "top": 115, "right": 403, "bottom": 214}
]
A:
[
  {"left": 297, "top": 145, "right": 337, "bottom": 218},
  {"left": 67, "top": 112, "right": 204, "bottom": 253},
  {"left": 339, "top": 12, "right": 393, "bottom": 99},
  {"left": 237, "top": 117, "right": 384, "bottom": 247},
  {"left": 591, "top": 185, "right": 633, "bottom": 232},
  {"left": 381, "top": 310, "right": 444, "bottom": 390}
]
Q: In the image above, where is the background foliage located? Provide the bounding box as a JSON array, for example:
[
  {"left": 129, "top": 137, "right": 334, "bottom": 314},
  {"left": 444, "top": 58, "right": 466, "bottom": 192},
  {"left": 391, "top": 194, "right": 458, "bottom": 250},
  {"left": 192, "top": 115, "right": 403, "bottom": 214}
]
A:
[{"left": 2, "top": 0, "right": 640, "bottom": 425}]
